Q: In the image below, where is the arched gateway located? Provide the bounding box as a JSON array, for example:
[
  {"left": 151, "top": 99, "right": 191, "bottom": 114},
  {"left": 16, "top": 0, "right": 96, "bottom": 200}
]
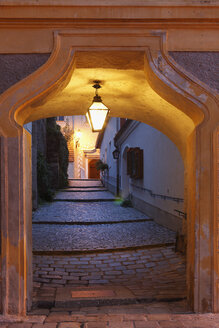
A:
[{"left": 0, "top": 29, "right": 218, "bottom": 316}]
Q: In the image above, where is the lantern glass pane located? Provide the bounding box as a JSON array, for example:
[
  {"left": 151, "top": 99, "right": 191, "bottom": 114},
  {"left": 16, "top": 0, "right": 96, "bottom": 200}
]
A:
[
  {"left": 89, "top": 101, "right": 108, "bottom": 110},
  {"left": 88, "top": 109, "right": 108, "bottom": 131},
  {"left": 86, "top": 112, "right": 92, "bottom": 128}
]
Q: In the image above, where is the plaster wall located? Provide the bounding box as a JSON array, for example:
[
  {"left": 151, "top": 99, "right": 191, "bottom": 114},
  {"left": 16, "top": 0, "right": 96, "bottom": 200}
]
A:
[
  {"left": 73, "top": 116, "right": 98, "bottom": 151},
  {"left": 72, "top": 115, "right": 99, "bottom": 179},
  {"left": 122, "top": 123, "right": 184, "bottom": 215},
  {"left": 0, "top": 1, "right": 218, "bottom": 53},
  {"left": 57, "top": 115, "right": 99, "bottom": 178},
  {"left": 99, "top": 117, "right": 119, "bottom": 188},
  {"left": 120, "top": 122, "right": 184, "bottom": 231},
  {"left": 100, "top": 119, "right": 184, "bottom": 230}
]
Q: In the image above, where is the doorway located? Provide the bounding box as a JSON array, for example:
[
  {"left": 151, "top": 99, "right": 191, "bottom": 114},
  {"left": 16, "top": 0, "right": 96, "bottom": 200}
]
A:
[{"left": 89, "top": 159, "right": 100, "bottom": 179}]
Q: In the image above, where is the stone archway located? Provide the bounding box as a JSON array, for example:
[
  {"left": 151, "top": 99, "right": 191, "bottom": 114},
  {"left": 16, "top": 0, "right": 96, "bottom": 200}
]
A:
[{"left": 0, "top": 29, "right": 219, "bottom": 316}]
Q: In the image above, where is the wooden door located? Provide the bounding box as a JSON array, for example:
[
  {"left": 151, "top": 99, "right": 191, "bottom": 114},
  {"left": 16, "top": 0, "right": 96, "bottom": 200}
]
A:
[{"left": 89, "top": 159, "right": 100, "bottom": 179}]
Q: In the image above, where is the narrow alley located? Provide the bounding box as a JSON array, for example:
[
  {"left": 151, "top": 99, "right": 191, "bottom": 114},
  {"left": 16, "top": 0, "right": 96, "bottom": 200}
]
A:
[{"left": 30, "top": 179, "right": 196, "bottom": 327}]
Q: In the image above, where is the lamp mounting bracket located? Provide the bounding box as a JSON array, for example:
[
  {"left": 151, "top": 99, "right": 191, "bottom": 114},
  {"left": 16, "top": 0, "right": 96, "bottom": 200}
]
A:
[{"left": 92, "top": 80, "right": 101, "bottom": 89}]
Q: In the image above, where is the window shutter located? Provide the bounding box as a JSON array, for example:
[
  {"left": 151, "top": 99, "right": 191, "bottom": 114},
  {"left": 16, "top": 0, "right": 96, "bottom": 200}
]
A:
[
  {"left": 131, "top": 148, "right": 138, "bottom": 178},
  {"left": 138, "top": 149, "right": 143, "bottom": 179},
  {"left": 127, "top": 148, "right": 132, "bottom": 175},
  {"left": 127, "top": 147, "right": 143, "bottom": 179}
]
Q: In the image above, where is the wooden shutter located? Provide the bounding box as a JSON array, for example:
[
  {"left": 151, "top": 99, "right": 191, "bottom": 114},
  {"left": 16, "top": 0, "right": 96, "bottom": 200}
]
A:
[
  {"left": 127, "top": 148, "right": 132, "bottom": 175},
  {"left": 127, "top": 147, "right": 143, "bottom": 179},
  {"left": 137, "top": 148, "right": 143, "bottom": 179}
]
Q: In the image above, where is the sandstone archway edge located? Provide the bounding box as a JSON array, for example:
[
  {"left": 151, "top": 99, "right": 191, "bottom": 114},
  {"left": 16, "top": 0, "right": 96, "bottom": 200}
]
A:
[{"left": 0, "top": 29, "right": 219, "bottom": 315}]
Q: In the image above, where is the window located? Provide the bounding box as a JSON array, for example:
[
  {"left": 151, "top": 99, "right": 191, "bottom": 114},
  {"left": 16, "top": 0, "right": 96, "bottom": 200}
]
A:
[
  {"left": 127, "top": 147, "right": 143, "bottom": 179},
  {"left": 57, "top": 116, "right": 65, "bottom": 121}
]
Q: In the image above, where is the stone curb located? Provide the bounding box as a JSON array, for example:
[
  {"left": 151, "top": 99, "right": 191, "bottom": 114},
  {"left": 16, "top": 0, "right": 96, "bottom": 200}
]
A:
[
  {"left": 33, "top": 242, "right": 175, "bottom": 255},
  {"left": 53, "top": 199, "right": 116, "bottom": 202},
  {"left": 33, "top": 296, "right": 186, "bottom": 310},
  {"left": 32, "top": 218, "right": 153, "bottom": 225}
]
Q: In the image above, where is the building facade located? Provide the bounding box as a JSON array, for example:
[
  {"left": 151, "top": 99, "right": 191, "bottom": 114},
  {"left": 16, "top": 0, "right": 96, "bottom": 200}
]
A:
[
  {"left": 57, "top": 115, "right": 100, "bottom": 179},
  {"left": 98, "top": 119, "right": 184, "bottom": 232}
]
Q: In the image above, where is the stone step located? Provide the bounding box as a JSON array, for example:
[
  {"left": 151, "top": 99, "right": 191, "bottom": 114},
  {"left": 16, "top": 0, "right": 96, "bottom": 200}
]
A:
[
  {"left": 68, "top": 179, "right": 103, "bottom": 188},
  {"left": 53, "top": 198, "right": 116, "bottom": 202},
  {"left": 69, "top": 179, "right": 100, "bottom": 181},
  {"left": 67, "top": 186, "right": 105, "bottom": 189},
  {"left": 54, "top": 191, "right": 115, "bottom": 201},
  {"left": 32, "top": 242, "right": 175, "bottom": 255},
  {"left": 32, "top": 218, "right": 153, "bottom": 225},
  {"left": 59, "top": 188, "right": 108, "bottom": 192},
  {"left": 33, "top": 285, "right": 185, "bottom": 309}
]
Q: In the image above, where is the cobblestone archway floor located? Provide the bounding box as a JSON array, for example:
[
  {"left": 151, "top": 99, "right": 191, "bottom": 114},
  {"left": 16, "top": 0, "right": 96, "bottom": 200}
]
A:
[
  {"left": 18, "top": 180, "right": 218, "bottom": 327},
  {"left": 32, "top": 180, "right": 184, "bottom": 306},
  {"left": 33, "top": 245, "right": 186, "bottom": 307}
]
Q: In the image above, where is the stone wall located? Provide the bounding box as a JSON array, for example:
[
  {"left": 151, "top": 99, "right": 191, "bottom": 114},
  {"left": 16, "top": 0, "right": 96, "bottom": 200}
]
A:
[
  {"left": 0, "top": 54, "right": 50, "bottom": 209},
  {"left": 0, "top": 54, "right": 50, "bottom": 94},
  {"left": 0, "top": 52, "right": 218, "bottom": 95},
  {"left": 169, "top": 52, "right": 219, "bottom": 93}
]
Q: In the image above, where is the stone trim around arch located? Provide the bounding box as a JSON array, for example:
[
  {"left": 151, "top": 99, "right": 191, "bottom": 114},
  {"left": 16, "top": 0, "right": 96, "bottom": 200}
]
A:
[{"left": 0, "top": 29, "right": 219, "bottom": 315}]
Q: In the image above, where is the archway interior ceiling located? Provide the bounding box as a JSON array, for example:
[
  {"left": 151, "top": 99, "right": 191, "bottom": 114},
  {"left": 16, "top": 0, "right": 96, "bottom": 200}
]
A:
[{"left": 17, "top": 51, "right": 202, "bottom": 156}]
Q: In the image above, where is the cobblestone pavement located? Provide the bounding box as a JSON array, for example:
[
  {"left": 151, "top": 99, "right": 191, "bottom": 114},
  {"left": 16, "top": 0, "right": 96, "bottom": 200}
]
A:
[
  {"left": 32, "top": 181, "right": 175, "bottom": 251},
  {"left": 2, "top": 305, "right": 219, "bottom": 327},
  {"left": 33, "top": 202, "right": 150, "bottom": 223},
  {"left": 33, "top": 246, "right": 186, "bottom": 301},
  {"left": 33, "top": 221, "right": 175, "bottom": 251},
  {"left": 54, "top": 191, "right": 115, "bottom": 201},
  {"left": 61, "top": 188, "right": 108, "bottom": 191},
  {"left": 27, "top": 180, "right": 206, "bottom": 327}
]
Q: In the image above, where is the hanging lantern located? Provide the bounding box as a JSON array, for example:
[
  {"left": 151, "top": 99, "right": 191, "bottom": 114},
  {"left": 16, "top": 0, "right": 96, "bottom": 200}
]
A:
[
  {"left": 86, "top": 80, "right": 109, "bottom": 132},
  {"left": 112, "top": 148, "right": 120, "bottom": 160}
]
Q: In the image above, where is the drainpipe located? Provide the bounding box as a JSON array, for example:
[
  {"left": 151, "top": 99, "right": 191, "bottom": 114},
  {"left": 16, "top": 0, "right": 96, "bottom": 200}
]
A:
[
  {"left": 116, "top": 151, "right": 120, "bottom": 197},
  {"left": 113, "top": 142, "right": 120, "bottom": 197}
]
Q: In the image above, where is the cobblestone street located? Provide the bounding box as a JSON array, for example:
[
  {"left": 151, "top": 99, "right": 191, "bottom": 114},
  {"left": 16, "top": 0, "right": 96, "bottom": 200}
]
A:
[
  {"left": 24, "top": 180, "right": 218, "bottom": 327},
  {"left": 33, "top": 246, "right": 186, "bottom": 305},
  {"left": 32, "top": 180, "right": 175, "bottom": 252},
  {"left": 3, "top": 306, "right": 219, "bottom": 328},
  {"left": 32, "top": 180, "right": 185, "bottom": 305}
]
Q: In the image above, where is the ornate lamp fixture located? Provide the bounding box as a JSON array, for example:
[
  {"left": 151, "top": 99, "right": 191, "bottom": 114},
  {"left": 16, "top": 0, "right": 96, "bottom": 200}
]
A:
[
  {"left": 112, "top": 148, "right": 120, "bottom": 160},
  {"left": 86, "top": 80, "right": 109, "bottom": 132}
]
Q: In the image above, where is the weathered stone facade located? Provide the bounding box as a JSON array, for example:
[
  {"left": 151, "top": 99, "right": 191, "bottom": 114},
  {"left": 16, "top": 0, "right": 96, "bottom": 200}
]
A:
[
  {"left": 170, "top": 52, "right": 219, "bottom": 92},
  {"left": 0, "top": 54, "right": 50, "bottom": 95}
]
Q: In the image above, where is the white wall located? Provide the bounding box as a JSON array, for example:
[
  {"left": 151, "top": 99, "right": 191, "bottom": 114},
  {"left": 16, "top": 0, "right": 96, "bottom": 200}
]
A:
[
  {"left": 99, "top": 118, "right": 184, "bottom": 231},
  {"left": 120, "top": 122, "right": 184, "bottom": 218},
  {"left": 100, "top": 117, "right": 119, "bottom": 190}
]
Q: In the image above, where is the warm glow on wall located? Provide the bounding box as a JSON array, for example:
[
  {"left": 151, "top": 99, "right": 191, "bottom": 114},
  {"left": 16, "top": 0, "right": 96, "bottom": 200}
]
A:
[{"left": 75, "top": 130, "right": 82, "bottom": 139}]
